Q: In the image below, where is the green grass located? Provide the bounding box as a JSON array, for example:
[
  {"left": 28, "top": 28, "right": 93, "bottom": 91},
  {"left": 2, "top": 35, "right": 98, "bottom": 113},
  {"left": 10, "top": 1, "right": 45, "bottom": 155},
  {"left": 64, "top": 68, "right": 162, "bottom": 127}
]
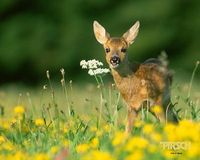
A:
[{"left": 0, "top": 62, "right": 199, "bottom": 160}]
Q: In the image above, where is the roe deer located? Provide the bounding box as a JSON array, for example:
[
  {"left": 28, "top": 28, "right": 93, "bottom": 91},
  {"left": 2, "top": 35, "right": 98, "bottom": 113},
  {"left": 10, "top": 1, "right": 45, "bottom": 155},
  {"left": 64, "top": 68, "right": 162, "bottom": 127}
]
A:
[{"left": 93, "top": 20, "right": 178, "bottom": 132}]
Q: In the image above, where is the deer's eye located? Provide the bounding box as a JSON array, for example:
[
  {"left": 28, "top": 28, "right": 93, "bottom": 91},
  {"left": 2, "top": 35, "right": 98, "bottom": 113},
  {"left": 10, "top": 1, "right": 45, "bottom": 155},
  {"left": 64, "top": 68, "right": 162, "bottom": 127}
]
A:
[
  {"left": 121, "top": 48, "right": 127, "bottom": 53},
  {"left": 105, "top": 48, "right": 110, "bottom": 53}
]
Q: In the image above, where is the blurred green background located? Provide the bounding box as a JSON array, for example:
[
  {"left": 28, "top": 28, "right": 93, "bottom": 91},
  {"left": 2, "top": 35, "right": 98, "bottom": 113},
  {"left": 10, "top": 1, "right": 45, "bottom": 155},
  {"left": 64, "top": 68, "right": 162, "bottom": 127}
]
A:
[{"left": 0, "top": 0, "right": 199, "bottom": 85}]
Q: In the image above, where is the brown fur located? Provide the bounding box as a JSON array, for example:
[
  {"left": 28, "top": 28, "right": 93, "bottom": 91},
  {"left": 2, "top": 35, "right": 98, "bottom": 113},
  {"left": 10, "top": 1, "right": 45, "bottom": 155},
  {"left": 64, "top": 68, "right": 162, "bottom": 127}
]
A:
[{"left": 93, "top": 21, "right": 177, "bottom": 132}]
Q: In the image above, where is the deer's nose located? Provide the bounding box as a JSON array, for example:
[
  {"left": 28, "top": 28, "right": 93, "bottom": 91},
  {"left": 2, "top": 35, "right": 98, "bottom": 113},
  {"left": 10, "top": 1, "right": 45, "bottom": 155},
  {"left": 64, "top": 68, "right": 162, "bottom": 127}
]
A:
[{"left": 110, "top": 55, "right": 120, "bottom": 65}]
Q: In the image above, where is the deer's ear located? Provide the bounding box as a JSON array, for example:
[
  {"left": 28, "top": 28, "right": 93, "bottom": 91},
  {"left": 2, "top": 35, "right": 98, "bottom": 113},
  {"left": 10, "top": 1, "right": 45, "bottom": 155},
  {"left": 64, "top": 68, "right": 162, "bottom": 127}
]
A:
[
  {"left": 123, "top": 21, "right": 140, "bottom": 45},
  {"left": 93, "top": 21, "right": 110, "bottom": 45}
]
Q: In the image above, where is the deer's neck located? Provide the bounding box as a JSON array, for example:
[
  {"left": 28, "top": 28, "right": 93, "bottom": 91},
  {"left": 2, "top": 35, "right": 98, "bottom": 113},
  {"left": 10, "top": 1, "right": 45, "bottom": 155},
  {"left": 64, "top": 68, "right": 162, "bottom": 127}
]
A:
[{"left": 111, "top": 61, "right": 139, "bottom": 85}]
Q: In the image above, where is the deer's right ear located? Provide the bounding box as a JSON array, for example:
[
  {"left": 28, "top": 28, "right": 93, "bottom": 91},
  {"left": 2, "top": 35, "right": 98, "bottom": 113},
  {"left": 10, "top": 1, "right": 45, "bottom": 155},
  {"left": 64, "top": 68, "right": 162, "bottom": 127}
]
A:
[{"left": 93, "top": 21, "right": 110, "bottom": 45}]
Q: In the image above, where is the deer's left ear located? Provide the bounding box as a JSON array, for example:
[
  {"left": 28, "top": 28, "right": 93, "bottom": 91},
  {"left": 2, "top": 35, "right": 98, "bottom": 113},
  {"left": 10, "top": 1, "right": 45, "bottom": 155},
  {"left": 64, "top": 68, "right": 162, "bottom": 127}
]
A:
[{"left": 123, "top": 21, "right": 140, "bottom": 45}]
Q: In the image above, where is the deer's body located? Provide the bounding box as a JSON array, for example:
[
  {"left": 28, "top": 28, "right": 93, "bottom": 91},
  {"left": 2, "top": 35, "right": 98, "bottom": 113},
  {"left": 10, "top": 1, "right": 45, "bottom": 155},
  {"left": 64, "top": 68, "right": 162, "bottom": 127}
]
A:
[
  {"left": 93, "top": 21, "right": 177, "bottom": 132},
  {"left": 112, "top": 62, "right": 168, "bottom": 110}
]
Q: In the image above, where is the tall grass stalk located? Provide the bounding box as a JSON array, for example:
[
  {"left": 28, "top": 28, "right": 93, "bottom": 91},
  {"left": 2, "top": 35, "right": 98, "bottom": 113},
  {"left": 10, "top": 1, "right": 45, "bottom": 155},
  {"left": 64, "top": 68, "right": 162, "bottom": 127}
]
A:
[
  {"left": 46, "top": 70, "right": 59, "bottom": 129},
  {"left": 26, "top": 92, "right": 36, "bottom": 117},
  {"left": 60, "top": 68, "right": 71, "bottom": 117},
  {"left": 113, "top": 92, "right": 120, "bottom": 128},
  {"left": 187, "top": 61, "right": 199, "bottom": 99},
  {"left": 17, "top": 93, "right": 22, "bottom": 105}
]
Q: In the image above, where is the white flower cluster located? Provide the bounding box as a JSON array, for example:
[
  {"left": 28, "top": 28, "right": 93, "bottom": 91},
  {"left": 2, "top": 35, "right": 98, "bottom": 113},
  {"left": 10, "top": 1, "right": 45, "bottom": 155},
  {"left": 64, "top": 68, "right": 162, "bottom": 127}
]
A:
[
  {"left": 88, "top": 68, "right": 110, "bottom": 76},
  {"left": 80, "top": 59, "right": 110, "bottom": 76},
  {"left": 80, "top": 59, "right": 103, "bottom": 69}
]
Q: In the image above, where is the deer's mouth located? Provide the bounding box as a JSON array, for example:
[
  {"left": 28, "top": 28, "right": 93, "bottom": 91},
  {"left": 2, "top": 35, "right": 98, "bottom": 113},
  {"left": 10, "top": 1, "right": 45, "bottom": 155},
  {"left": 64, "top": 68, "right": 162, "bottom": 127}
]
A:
[{"left": 110, "top": 56, "right": 121, "bottom": 68}]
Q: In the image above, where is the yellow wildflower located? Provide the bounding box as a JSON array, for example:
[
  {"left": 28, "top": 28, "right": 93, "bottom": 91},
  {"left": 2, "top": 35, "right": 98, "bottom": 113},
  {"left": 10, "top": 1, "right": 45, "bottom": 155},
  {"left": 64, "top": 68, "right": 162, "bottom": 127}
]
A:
[
  {"left": 3, "top": 142, "right": 14, "bottom": 151},
  {"left": 163, "top": 150, "right": 175, "bottom": 159},
  {"left": 176, "top": 120, "right": 199, "bottom": 141},
  {"left": 0, "top": 120, "right": 10, "bottom": 129},
  {"left": 151, "top": 132, "right": 162, "bottom": 142},
  {"left": 35, "top": 153, "right": 50, "bottom": 160},
  {"left": 125, "top": 150, "right": 143, "bottom": 160},
  {"left": 35, "top": 118, "right": 45, "bottom": 126},
  {"left": 14, "top": 105, "right": 25, "bottom": 114},
  {"left": 63, "top": 126, "right": 68, "bottom": 133},
  {"left": 50, "top": 146, "right": 59, "bottom": 154},
  {"left": 104, "top": 124, "right": 111, "bottom": 132},
  {"left": 90, "top": 126, "right": 98, "bottom": 132},
  {"left": 63, "top": 140, "right": 69, "bottom": 147},
  {"left": 142, "top": 124, "right": 154, "bottom": 134},
  {"left": 14, "top": 151, "right": 26, "bottom": 160},
  {"left": 76, "top": 143, "right": 89, "bottom": 153},
  {"left": 90, "top": 137, "right": 99, "bottom": 148},
  {"left": 134, "top": 120, "right": 144, "bottom": 128},
  {"left": 83, "top": 150, "right": 113, "bottom": 160},
  {"left": 125, "top": 136, "right": 148, "bottom": 151},
  {"left": 164, "top": 123, "right": 176, "bottom": 141},
  {"left": 112, "top": 131, "right": 127, "bottom": 146},
  {"left": 11, "top": 118, "right": 17, "bottom": 124},
  {"left": 187, "top": 143, "right": 199, "bottom": 158},
  {"left": 179, "top": 119, "right": 193, "bottom": 127},
  {"left": 151, "top": 105, "right": 162, "bottom": 114},
  {"left": 148, "top": 144, "right": 157, "bottom": 153},
  {"left": 96, "top": 130, "right": 103, "bottom": 137},
  {"left": 0, "top": 136, "right": 6, "bottom": 144}
]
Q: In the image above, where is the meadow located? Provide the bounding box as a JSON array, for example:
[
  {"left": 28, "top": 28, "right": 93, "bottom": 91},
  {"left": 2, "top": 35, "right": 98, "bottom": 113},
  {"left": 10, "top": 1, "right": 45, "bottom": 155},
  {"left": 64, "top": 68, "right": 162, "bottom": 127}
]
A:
[{"left": 0, "top": 60, "right": 199, "bottom": 160}]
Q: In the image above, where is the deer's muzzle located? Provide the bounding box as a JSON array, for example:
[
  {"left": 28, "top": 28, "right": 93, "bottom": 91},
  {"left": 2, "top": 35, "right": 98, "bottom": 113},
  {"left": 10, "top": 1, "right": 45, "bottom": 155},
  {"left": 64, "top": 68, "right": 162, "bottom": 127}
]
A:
[{"left": 110, "top": 55, "right": 121, "bottom": 68}]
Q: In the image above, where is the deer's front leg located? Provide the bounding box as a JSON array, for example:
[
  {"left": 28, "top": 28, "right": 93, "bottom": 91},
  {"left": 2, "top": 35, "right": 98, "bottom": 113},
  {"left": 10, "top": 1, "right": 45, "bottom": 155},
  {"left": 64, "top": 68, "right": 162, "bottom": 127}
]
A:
[{"left": 126, "top": 107, "right": 138, "bottom": 133}]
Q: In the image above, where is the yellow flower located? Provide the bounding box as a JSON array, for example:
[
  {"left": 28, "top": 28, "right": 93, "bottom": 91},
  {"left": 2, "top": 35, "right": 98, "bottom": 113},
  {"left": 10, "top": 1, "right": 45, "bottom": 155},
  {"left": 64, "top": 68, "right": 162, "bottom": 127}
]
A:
[
  {"left": 96, "top": 130, "right": 103, "bottom": 137},
  {"left": 83, "top": 150, "right": 113, "bottom": 160},
  {"left": 63, "top": 140, "right": 69, "bottom": 147},
  {"left": 179, "top": 119, "right": 193, "bottom": 127},
  {"left": 23, "top": 140, "right": 30, "bottom": 146},
  {"left": 176, "top": 120, "right": 200, "bottom": 141},
  {"left": 164, "top": 123, "right": 176, "bottom": 141},
  {"left": 76, "top": 143, "right": 89, "bottom": 153},
  {"left": 14, "top": 151, "right": 26, "bottom": 160},
  {"left": 142, "top": 124, "right": 154, "bottom": 134},
  {"left": 134, "top": 120, "right": 144, "bottom": 128},
  {"left": 0, "top": 136, "right": 6, "bottom": 144},
  {"left": 11, "top": 118, "right": 17, "bottom": 124},
  {"left": 125, "top": 150, "right": 143, "bottom": 160},
  {"left": 35, "top": 153, "right": 50, "bottom": 160},
  {"left": 148, "top": 144, "right": 157, "bottom": 153},
  {"left": 163, "top": 150, "right": 175, "bottom": 159},
  {"left": 50, "top": 146, "right": 59, "bottom": 154},
  {"left": 112, "top": 131, "right": 127, "bottom": 146},
  {"left": 3, "top": 142, "right": 14, "bottom": 151},
  {"left": 0, "top": 119, "right": 10, "bottom": 129},
  {"left": 187, "top": 143, "right": 199, "bottom": 158},
  {"left": 14, "top": 105, "right": 25, "bottom": 114},
  {"left": 151, "top": 105, "right": 162, "bottom": 114},
  {"left": 63, "top": 126, "right": 68, "bottom": 133},
  {"left": 125, "top": 137, "right": 148, "bottom": 151},
  {"left": 103, "top": 124, "right": 111, "bottom": 132},
  {"left": 90, "top": 126, "right": 98, "bottom": 132},
  {"left": 35, "top": 118, "right": 45, "bottom": 126},
  {"left": 151, "top": 132, "right": 162, "bottom": 142},
  {"left": 90, "top": 137, "right": 99, "bottom": 148}
]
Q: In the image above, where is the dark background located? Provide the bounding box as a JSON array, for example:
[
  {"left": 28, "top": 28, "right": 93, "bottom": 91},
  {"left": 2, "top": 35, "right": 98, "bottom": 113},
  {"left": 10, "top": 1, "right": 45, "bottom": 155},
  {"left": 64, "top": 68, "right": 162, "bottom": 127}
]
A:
[{"left": 0, "top": 0, "right": 199, "bottom": 85}]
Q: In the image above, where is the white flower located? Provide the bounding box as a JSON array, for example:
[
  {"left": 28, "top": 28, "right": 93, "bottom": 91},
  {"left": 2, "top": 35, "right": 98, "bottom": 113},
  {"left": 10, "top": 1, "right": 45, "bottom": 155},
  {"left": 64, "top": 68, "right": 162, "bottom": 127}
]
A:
[
  {"left": 80, "top": 60, "right": 88, "bottom": 69},
  {"left": 88, "top": 69, "right": 94, "bottom": 76},
  {"left": 80, "top": 59, "right": 104, "bottom": 69},
  {"left": 60, "top": 68, "right": 65, "bottom": 75},
  {"left": 88, "top": 68, "right": 110, "bottom": 76},
  {"left": 88, "top": 60, "right": 97, "bottom": 69},
  {"left": 80, "top": 59, "right": 110, "bottom": 76}
]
